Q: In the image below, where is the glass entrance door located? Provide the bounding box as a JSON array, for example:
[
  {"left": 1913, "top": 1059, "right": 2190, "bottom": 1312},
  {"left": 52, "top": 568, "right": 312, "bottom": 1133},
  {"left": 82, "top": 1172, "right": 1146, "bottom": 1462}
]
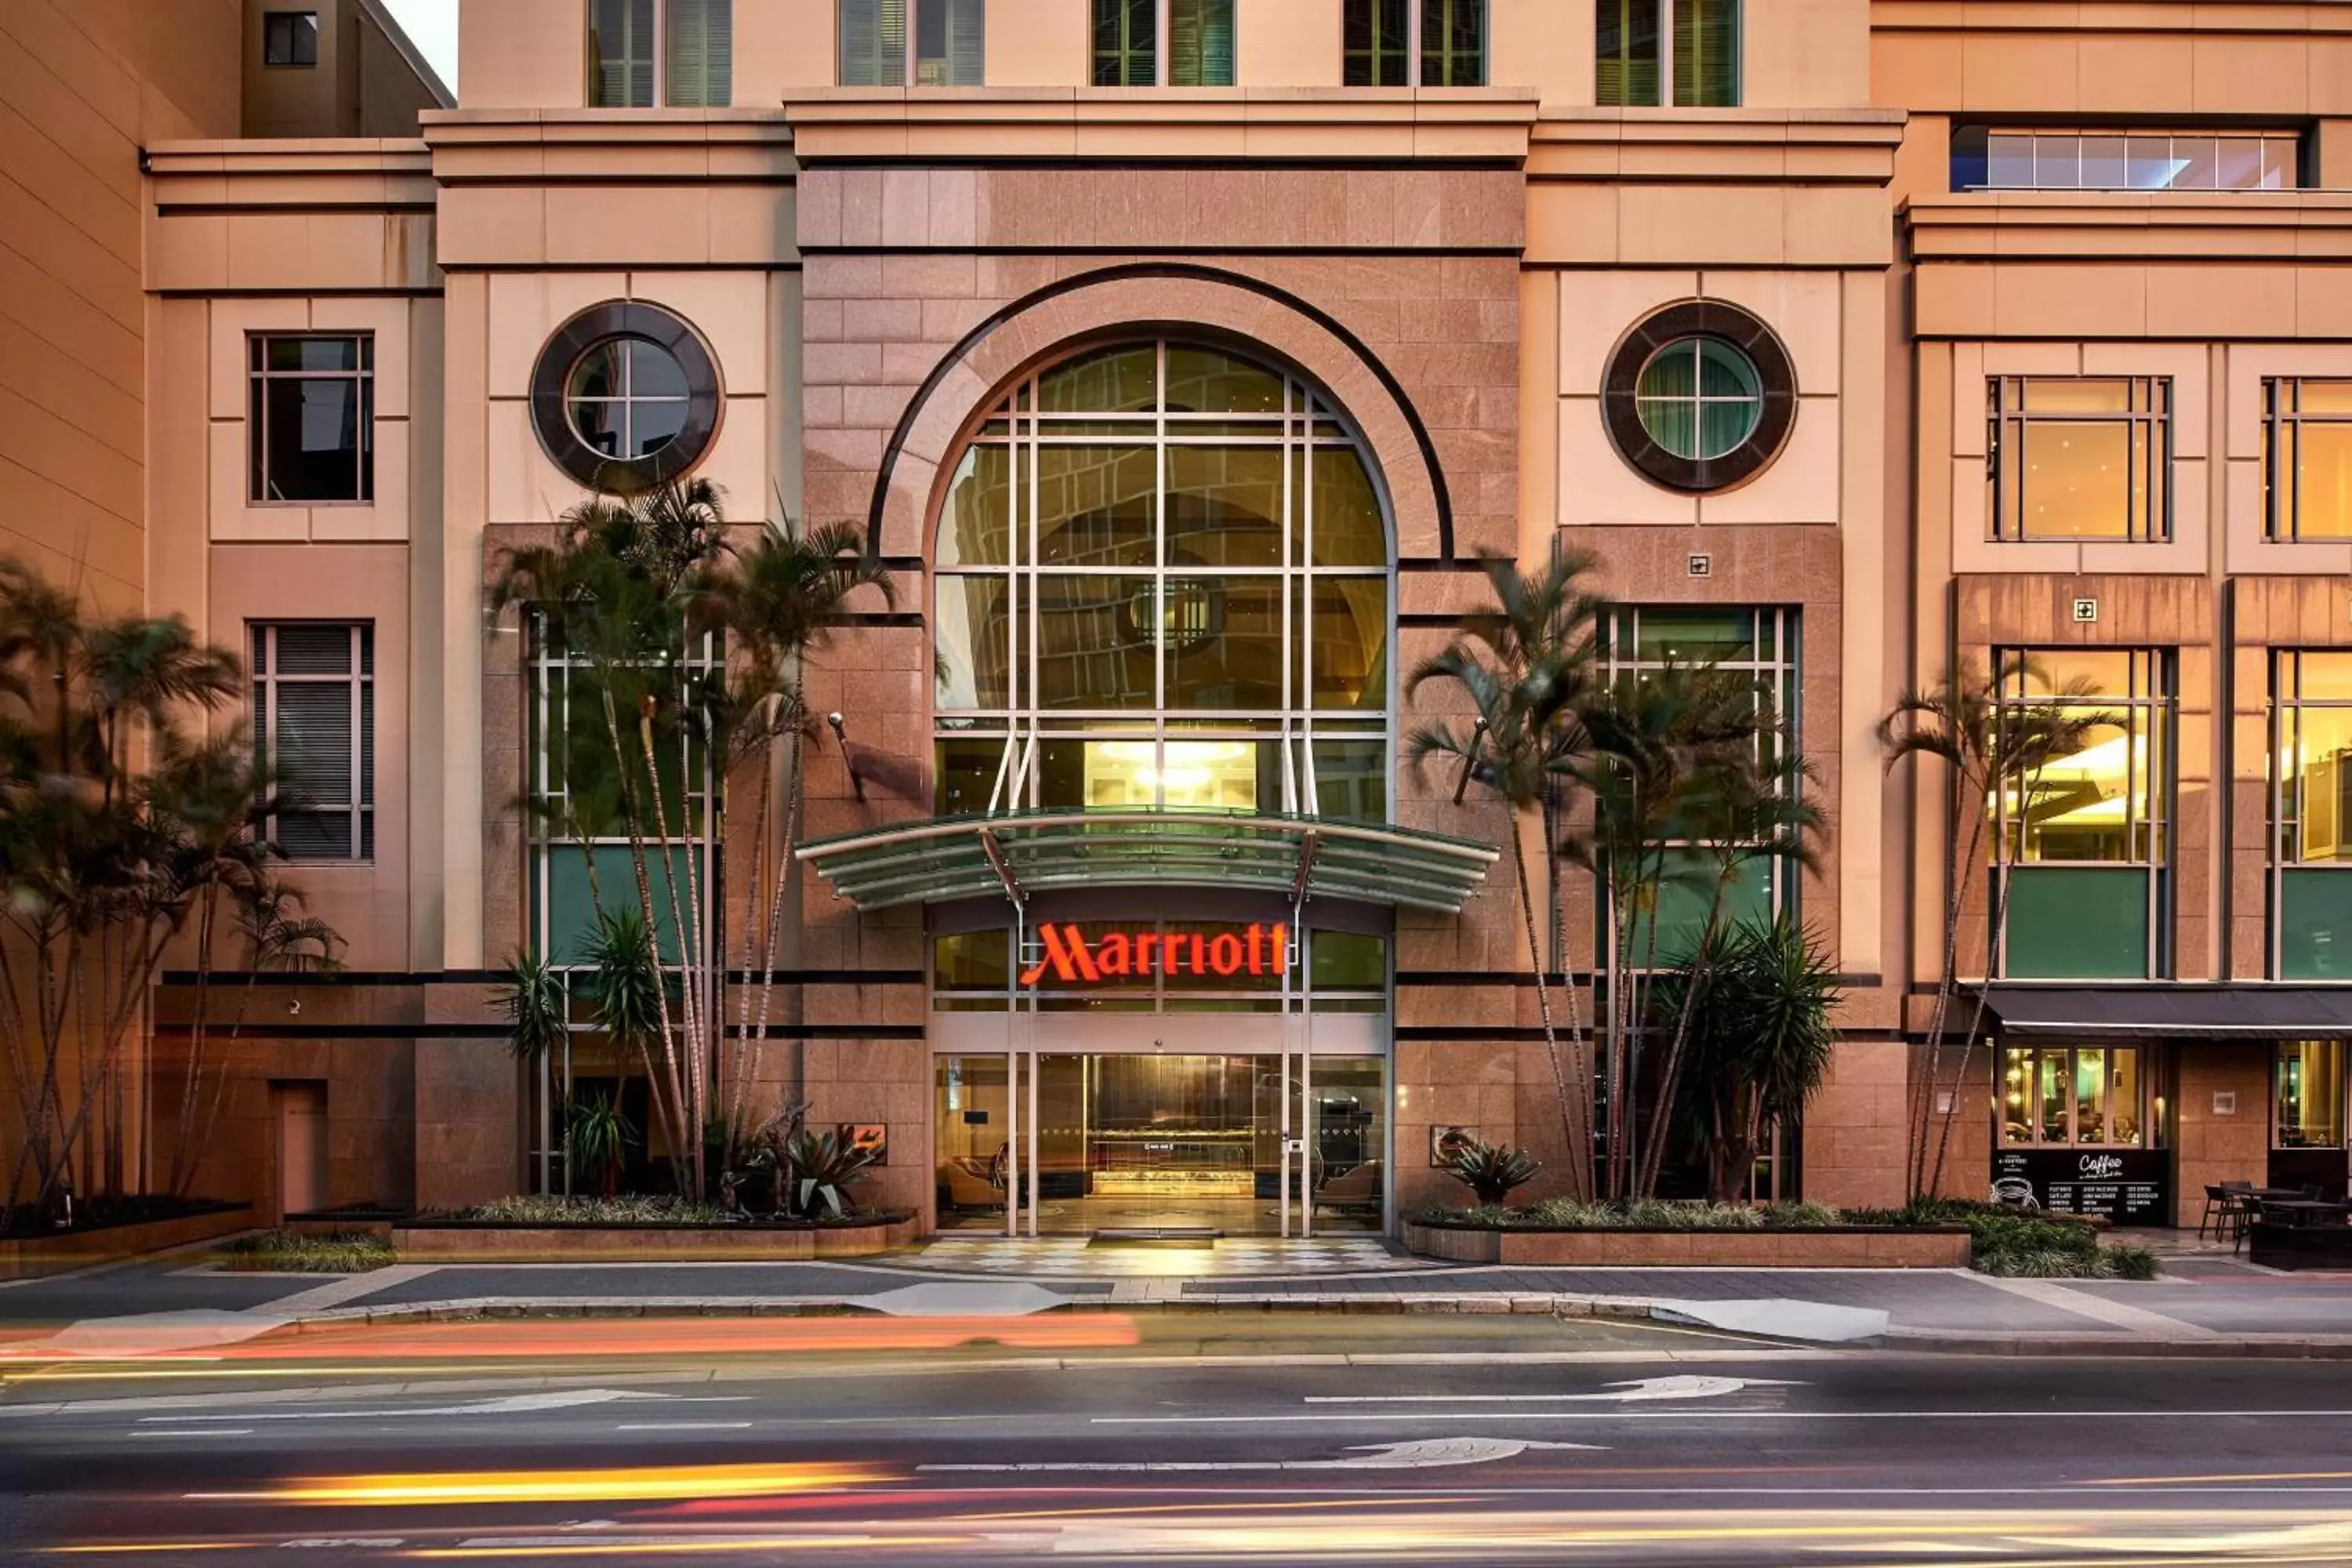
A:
[{"left": 933, "top": 1052, "right": 1387, "bottom": 1235}]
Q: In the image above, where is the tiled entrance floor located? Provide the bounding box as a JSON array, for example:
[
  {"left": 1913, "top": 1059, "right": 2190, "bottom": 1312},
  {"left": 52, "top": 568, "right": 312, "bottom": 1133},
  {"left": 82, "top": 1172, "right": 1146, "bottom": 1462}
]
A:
[{"left": 891, "top": 1235, "right": 1445, "bottom": 1278}]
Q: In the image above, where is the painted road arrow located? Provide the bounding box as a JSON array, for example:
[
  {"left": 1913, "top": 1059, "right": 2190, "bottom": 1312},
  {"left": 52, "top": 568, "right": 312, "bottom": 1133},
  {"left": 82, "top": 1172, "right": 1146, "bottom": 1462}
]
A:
[
  {"left": 919, "top": 1436, "right": 1602, "bottom": 1473},
  {"left": 1303, "top": 1374, "right": 1803, "bottom": 1405}
]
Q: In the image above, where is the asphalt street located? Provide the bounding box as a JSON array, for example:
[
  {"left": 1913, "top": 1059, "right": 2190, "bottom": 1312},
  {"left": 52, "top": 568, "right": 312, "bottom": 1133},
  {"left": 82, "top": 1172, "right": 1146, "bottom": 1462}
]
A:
[{"left": 7, "top": 1313, "right": 2352, "bottom": 1563}]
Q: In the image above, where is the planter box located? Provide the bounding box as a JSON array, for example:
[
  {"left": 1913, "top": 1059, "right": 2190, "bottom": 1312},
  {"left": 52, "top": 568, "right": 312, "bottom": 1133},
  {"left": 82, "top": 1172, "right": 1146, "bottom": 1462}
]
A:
[
  {"left": 2247, "top": 1221, "right": 2352, "bottom": 1272},
  {"left": 1403, "top": 1221, "right": 1971, "bottom": 1269},
  {"left": 394, "top": 1215, "right": 920, "bottom": 1262},
  {"left": 0, "top": 1203, "right": 254, "bottom": 1283}
]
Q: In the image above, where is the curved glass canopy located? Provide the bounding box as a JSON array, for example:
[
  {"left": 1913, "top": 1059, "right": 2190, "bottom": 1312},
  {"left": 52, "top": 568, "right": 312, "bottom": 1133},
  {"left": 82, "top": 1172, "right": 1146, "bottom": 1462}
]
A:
[{"left": 797, "top": 808, "right": 1498, "bottom": 914}]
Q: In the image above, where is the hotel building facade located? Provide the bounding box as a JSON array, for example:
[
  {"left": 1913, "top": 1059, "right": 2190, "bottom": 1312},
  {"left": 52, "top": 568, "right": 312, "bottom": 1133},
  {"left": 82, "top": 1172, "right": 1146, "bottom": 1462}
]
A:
[{"left": 20, "top": 0, "right": 2352, "bottom": 1232}]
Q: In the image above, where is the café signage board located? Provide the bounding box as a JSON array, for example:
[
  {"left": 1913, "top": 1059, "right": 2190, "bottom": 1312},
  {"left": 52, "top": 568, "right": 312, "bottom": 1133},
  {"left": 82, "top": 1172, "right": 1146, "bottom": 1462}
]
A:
[
  {"left": 1018, "top": 922, "right": 1290, "bottom": 986},
  {"left": 1991, "top": 1149, "right": 2168, "bottom": 1225}
]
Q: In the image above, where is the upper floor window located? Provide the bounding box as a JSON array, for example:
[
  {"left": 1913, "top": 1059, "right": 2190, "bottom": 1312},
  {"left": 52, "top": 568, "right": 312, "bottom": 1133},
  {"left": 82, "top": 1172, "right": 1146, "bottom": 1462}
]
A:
[
  {"left": 1596, "top": 0, "right": 1738, "bottom": 107},
  {"left": 1952, "top": 127, "right": 2300, "bottom": 192},
  {"left": 2272, "top": 651, "right": 2352, "bottom": 981},
  {"left": 1344, "top": 0, "right": 1485, "bottom": 88},
  {"left": 1090, "top": 0, "right": 1234, "bottom": 87},
  {"left": 249, "top": 335, "right": 372, "bottom": 505},
  {"left": 1989, "top": 650, "right": 2171, "bottom": 981},
  {"left": 842, "top": 0, "right": 984, "bottom": 86},
  {"left": 1988, "top": 377, "right": 2171, "bottom": 543},
  {"left": 252, "top": 623, "right": 374, "bottom": 862},
  {"left": 2265, "top": 379, "right": 2352, "bottom": 542},
  {"left": 589, "top": 0, "right": 731, "bottom": 107},
  {"left": 263, "top": 11, "right": 319, "bottom": 67}
]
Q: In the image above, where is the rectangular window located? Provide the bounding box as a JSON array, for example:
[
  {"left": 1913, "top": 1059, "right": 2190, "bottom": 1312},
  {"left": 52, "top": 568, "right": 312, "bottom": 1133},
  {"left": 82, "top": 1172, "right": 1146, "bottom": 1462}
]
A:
[
  {"left": 2265, "top": 379, "right": 2352, "bottom": 542},
  {"left": 1597, "top": 0, "right": 1737, "bottom": 106},
  {"left": 2275, "top": 1041, "right": 2347, "bottom": 1149},
  {"left": 1989, "top": 650, "right": 2172, "bottom": 980},
  {"left": 263, "top": 11, "right": 320, "bottom": 67},
  {"left": 1168, "top": 0, "right": 1236, "bottom": 86},
  {"left": 2002, "top": 1046, "right": 2147, "bottom": 1148},
  {"left": 1951, "top": 127, "right": 2300, "bottom": 193},
  {"left": 1988, "top": 377, "right": 2171, "bottom": 543},
  {"left": 1343, "top": 0, "right": 1410, "bottom": 85},
  {"left": 1595, "top": 606, "right": 1801, "bottom": 964},
  {"left": 2272, "top": 651, "right": 2352, "bottom": 979},
  {"left": 588, "top": 0, "right": 656, "bottom": 105},
  {"left": 249, "top": 335, "right": 372, "bottom": 505},
  {"left": 252, "top": 623, "right": 374, "bottom": 862},
  {"left": 1421, "top": 0, "right": 1485, "bottom": 87},
  {"left": 1344, "top": 0, "right": 1483, "bottom": 87},
  {"left": 1094, "top": 0, "right": 1157, "bottom": 85},
  {"left": 843, "top": 0, "right": 983, "bottom": 86},
  {"left": 666, "top": 0, "right": 732, "bottom": 106}
]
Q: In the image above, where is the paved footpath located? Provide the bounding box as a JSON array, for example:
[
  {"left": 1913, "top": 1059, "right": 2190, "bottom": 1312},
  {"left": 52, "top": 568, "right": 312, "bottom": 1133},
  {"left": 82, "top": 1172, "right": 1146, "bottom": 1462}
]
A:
[{"left": 4, "top": 1234, "right": 2349, "bottom": 1359}]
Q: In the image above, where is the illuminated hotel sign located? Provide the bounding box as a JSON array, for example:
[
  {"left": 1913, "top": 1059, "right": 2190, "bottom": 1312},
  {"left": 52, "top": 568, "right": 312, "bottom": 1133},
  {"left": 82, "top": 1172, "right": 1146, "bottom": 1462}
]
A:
[{"left": 1018, "top": 923, "right": 1290, "bottom": 986}]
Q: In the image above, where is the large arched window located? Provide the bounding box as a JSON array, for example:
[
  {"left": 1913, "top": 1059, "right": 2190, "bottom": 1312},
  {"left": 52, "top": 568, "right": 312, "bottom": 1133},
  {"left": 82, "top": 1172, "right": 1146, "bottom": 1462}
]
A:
[{"left": 933, "top": 339, "right": 1393, "bottom": 823}]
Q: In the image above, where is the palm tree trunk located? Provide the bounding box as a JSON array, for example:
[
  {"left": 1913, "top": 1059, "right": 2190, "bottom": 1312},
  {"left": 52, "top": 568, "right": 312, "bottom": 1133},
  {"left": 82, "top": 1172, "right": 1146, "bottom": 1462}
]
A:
[
  {"left": 1509, "top": 833, "right": 1573, "bottom": 1202},
  {"left": 1927, "top": 840, "right": 2009, "bottom": 1200},
  {"left": 597, "top": 686, "right": 691, "bottom": 1194},
  {"left": 1637, "top": 870, "right": 1735, "bottom": 1198},
  {"left": 169, "top": 888, "right": 220, "bottom": 1198},
  {"left": 749, "top": 719, "right": 806, "bottom": 1111},
  {"left": 637, "top": 699, "right": 707, "bottom": 1200},
  {"left": 1910, "top": 795, "right": 1976, "bottom": 1199},
  {"left": 1544, "top": 794, "right": 1595, "bottom": 1202}
]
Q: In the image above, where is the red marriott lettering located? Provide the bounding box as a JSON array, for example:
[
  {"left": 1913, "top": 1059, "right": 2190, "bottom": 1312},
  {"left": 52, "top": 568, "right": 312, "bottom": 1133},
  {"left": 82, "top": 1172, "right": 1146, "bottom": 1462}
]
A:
[{"left": 1018, "top": 923, "right": 1289, "bottom": 986}]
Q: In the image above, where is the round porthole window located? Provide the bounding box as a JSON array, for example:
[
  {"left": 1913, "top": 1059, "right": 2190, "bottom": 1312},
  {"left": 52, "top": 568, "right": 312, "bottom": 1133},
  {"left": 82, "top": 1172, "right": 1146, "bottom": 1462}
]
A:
[
  {"left": 1602, "top": 302, "right": 1795, "bottom": 494},
  {"left": 530, "top": 301, "right": 720, "bottom": 493}
]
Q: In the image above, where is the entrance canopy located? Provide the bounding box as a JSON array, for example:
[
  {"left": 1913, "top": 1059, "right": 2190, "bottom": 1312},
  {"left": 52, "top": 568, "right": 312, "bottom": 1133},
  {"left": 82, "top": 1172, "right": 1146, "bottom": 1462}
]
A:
[
  {"left": 797, "top": 808, "right": 1498, "bottom": 913},
  {"left": 1972, "top": 984, "right": 2352, "bottom": 1041}
]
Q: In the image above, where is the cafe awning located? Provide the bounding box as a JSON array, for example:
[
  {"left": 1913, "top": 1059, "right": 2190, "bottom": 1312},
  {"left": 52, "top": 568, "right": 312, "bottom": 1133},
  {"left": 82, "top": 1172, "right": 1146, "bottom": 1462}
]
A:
[
  {"left": 796, "top": 808, "right": 1500, "bottom": 914},
  {"left": 1972, "top": 984, "right": 2352, "bottom": 1041}
]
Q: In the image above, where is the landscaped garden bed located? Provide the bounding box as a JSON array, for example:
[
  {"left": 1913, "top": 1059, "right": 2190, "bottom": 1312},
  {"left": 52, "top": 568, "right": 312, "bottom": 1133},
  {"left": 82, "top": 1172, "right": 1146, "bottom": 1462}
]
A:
[
  {"left": 1406, "top": 1196, "right": 2157, "bottom": 1278},
  {"left": 218, "top": 1228, "right": 395, "bottom": 1273},
  {"left": 394, "top": 1194, "right": 920, "bottom": 1262}
]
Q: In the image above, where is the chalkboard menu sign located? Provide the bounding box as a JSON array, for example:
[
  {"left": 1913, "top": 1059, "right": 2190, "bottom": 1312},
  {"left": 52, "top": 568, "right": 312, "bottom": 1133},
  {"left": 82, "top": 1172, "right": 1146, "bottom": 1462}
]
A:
[{"left": 1991, "top": 1149, "right": 2169, "bottom": 1225}]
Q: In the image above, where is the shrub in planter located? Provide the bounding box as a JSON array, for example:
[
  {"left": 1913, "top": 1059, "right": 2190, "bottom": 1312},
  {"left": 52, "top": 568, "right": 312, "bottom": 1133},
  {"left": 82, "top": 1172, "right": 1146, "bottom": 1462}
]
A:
[
  {"left": 1447, "top": 1142, "right": 1540, "bottom": 1207},
  {"left": 218, "top": 1229, "right": 392, "bottom": 1272}
]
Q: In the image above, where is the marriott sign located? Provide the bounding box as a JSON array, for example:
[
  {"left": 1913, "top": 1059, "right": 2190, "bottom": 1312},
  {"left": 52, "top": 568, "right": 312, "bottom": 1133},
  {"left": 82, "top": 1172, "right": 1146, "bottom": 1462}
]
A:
[{"left": 1018, "top": 922, "right": 1292, "bottom": 986}]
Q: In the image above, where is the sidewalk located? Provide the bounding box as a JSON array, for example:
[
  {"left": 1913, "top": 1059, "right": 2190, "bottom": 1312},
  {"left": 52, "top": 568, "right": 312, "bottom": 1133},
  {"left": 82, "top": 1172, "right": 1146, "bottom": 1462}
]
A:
[{"left": 5, "top": 1233, "right": 2350, "bottom": 1359}]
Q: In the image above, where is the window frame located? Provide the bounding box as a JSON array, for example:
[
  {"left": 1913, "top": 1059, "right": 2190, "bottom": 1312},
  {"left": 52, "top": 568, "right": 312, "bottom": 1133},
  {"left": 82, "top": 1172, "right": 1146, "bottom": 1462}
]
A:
[
  {"left": 1602, "top": 300, "right": 1796, "bottom": 495},
  {"left": 1087, "top": 0, "right": 1237, "bottom": 87},
  {"left": 589, "top": 0, "right": 732, "bottom": 107},
  {"left": 247, "top": 332, "right": 374, "bottom": 506},
  {"left": 2264, "top": 378, "right": 2352, "bottom": 543},
  {"left": 1343, "top": 0, "right": 1486, "bottom": 88},
  {"left": 251, "top": 622, "right": 375, "bottom": 865},
  {"left": 1987, "top": 376, "right": 2173, "bottom": 543},
  {"left": 262, "top": 10, "right": 320, "bottom": 67},
  {"left": 528, "top": 301, "right": 723, "bottom": 495},
  {"left": 840, "top": 0, "right": 987, "bottom": 87},
  {"left": 1951, "top": 126, "right": 2302, "bottom": 193},
  {"left": 2274, "top": 1040, "right": 2348, "bottom": 1152},
  {"left": 1987, "top": 648, "right": 2173, "bottom": 982},
  {"left": 2269, "top": 650, "right": 2352, "bottom": 981},
  {"left": 1595, "top": 0, "right": 1741, "bottom": 107},
  {"left": 2000, "top": 1044, "right": 2150, "bottom": 1150}
]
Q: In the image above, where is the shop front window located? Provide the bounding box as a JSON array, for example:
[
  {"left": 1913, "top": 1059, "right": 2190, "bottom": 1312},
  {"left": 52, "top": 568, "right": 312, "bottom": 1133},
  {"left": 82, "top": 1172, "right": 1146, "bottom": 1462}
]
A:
[
  {"left": 2274, "top": 652, "right": 2352, "bottom": 979},
  {"left": 2275, "top": 1042, "right": 2347, "bottom": 1149},
  {"left": 933, "top": 339, "right": 1392, "bottom": 825},
  {"left": 1990, "top": 650, "right": 2171, "bottom": 980},
  {"left": 2002, "top": 1046, "right": 2146, "bottom": 1148}
]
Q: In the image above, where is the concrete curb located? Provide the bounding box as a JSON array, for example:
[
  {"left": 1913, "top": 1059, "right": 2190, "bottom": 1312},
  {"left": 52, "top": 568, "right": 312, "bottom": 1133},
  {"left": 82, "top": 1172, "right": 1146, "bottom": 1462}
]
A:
[{"left": 267, "top": 1293, "right": 2352, "bottom": 1356}]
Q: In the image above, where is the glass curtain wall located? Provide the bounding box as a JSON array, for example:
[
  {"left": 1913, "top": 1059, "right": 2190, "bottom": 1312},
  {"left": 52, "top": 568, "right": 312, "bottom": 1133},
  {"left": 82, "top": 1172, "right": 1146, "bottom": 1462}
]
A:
[
  {"left": 933, "top": 340, "right": 1392, "bottom": 825},
  {"left": 1954, "top": 128, "right": 2300, "bottom": 192},
  {"left": 1991, "top": 650, "right": 2172, "bottom": 980},
  {"left": 2274, "top": 652, "right": 2352, "bottom": 978},
  {"left": 523, "top": 621, "right": 720, "bottom": 1194}
]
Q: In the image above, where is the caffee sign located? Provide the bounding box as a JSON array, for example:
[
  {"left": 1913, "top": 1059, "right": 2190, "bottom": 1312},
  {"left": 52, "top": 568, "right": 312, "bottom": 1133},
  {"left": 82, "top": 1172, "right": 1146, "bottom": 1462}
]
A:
[
  {"left": 1019, "top": 922, "right": 1292, "bottom": 987},
  {"left": 1992, "top": 1148, "right": 2168, "bottom": 1225}
]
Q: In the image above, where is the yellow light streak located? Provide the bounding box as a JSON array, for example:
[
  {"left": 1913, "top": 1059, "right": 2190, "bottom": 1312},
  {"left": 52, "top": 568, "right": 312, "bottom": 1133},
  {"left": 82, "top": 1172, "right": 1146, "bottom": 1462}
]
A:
[
  {"left": 405, "top": 1539, "right": 961, "bottom": 1560},
  {"left": 187, "top": 1462, "right": 891, "bottom": 1506},
  {"left": 45, "top": 1547, "right": 253, "bottom": 1557}
]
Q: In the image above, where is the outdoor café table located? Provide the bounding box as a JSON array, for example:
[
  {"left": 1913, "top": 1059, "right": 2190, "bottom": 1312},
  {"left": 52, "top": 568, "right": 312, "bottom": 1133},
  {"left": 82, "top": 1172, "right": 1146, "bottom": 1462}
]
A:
[{"left": 2259, "top": 1200, "right": 2343, "bottom": 1227}]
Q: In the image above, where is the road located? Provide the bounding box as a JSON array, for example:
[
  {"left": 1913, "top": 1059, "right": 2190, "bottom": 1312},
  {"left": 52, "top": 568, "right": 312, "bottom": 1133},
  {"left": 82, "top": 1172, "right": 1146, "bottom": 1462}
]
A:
[{"left": 6, "top": 1313, "right": 2352, "bottom": 1563}]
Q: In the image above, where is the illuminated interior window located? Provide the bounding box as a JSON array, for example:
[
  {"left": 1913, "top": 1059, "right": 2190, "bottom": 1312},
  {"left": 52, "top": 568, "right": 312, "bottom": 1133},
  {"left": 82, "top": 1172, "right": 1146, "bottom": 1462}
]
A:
[
  {"left": 2002, "top": 1045, "right": 2145, "bottom": 1148},
  {"left": 2266, "top": 379, "right": 2352, "bottom": 541},
  {"left": 2273, "top": 652, "right": 2352, "bottom": 979},
  {"left": 933, "top": 340, "right": 1392, "bottom": 823},
  {"left": 1989, "top": 377, "right": 2171, "bottom": 543}
]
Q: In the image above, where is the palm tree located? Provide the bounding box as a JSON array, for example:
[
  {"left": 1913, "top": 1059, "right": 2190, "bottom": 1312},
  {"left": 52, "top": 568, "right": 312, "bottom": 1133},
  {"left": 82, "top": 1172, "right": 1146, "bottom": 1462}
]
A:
[
  {"left": 1879, "top": 655, "right": 2118, "bottom": 1199},
  {"left": 1408, "top": 547, "right": 1610, "bottom": 1200},
  {"left": 1563, "top": 660, "right": 1762, "bottom": 1199},
  {"left": 701, "top": 512, "right": 893, "bottom": 1169}
]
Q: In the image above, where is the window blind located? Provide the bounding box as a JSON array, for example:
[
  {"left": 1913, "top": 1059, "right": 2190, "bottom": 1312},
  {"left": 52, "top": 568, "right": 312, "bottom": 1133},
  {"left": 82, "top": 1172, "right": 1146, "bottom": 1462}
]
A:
[
  {"left": 1169, "top": 0, "right": 1234, "bottom": 86},
  {"left": 668, "top": 0, "right": 733, "bottom": 106},
  {"left": 916, "top": 0, "right": 985, "bottom": 85},
  {"left": 589, "top": 0, "right": 656, "bottom": 106},
  {"left": 1343, "top": 0, "right": 1409, "bottom": 86},
  {"left": 1421, "top": 0, "right": 1485, "bottom": 87},
  {"left": 252, "top": 625, "right": 373, "bottom": 862},
  {"left": 1093, "top": 0, "right": 1156, "bottom": 86},
  {"left": 1672, "top": 0, "right": 1738, "bottom": 107},
  {"left": 1596, "top": 0, "right": 1661, "bottom": 106},
  {"left": 841, "top": 0, "right": 908, "bottom": 85}
]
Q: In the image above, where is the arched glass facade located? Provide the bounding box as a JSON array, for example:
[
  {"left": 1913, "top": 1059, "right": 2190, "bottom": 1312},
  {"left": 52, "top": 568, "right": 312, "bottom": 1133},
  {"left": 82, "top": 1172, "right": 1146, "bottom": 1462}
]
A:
[{"left": 932, "top": 340, "right": 1394, "bottom": 824}]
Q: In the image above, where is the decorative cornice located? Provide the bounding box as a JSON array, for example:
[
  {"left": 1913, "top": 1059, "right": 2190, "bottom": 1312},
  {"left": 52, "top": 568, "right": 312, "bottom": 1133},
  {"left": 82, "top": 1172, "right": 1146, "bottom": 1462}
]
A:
[
  {"left": 1907, "top": 192, "right": 2352, "bottom": 261},
  {"left": 1530, "top": 107, "right": 1906, "bottom": 187},
  {"left": 1872, "top": 0, "right": 2352, "bottom": 38}
]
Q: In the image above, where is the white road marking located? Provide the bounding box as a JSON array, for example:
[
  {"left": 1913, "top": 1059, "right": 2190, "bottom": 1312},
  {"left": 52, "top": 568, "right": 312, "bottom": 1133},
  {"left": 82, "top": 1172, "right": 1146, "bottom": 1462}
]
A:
[
  {"left": 920, "top": 1436, "right": 1602, "bottom": 1473},
  {"left": 135, "top": 1389, "right": 746, "bottom": 1422},
  {"left": 612, "top": 1421, "right": 755, "bottom": 1431},
  {"left": 136, "top": 1428, "right": 252, "bottom": 1436},
  {"left": 1096, "top": 1407, "right": 2352, "bottom": 1425},
  {"left": 1305, "top": 1374, "right": 1800, "bottom": 1405}
]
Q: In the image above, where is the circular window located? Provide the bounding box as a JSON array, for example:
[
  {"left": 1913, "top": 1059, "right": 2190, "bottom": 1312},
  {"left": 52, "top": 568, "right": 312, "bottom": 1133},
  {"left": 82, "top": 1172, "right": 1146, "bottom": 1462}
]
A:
[
  {"left": 530, "top": 301, "right": 720, "bottom": 493},
  {"left": 1602, "top": 302, "right": 1795, "bottom": 494}
]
